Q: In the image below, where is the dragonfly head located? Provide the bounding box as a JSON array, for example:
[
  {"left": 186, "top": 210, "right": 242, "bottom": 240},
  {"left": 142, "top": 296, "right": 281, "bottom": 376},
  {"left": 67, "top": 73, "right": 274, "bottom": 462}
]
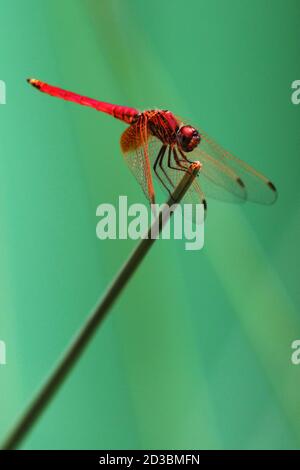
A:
[{"left": 176, "top": 125, "right": 201, "bottom": 152}]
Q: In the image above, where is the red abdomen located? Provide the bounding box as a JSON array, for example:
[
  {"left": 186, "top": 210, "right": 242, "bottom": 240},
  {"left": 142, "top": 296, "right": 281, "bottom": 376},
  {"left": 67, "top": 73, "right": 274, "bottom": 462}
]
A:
[{"left": 28, "top": 79, "right": 140, "bottom": 124}]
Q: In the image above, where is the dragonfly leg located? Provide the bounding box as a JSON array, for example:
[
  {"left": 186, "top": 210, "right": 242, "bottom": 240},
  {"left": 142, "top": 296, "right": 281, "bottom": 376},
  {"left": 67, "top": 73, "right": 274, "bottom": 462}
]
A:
[
  {"left": 167, "top": 146, "right": 181, "bottom": 171},
  {"left": 153, "top": 145, "right": 172, "bottom": 196},
  {"left": 168, "top": 147, "right": 189, "bottom": 173},
  {"left": 173, "top": 148, "right": 189, "bottom": 172},
  {"left": 177, "top": 148, "right": 193, "bottom": 165},
  {"left": 158, "top": 146, "right": 174, "bottom": 188}
]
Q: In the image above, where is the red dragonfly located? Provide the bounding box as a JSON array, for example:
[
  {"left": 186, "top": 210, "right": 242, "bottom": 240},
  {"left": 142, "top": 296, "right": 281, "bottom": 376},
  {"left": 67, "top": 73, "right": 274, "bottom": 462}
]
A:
[{"left": 27, "top": 78, "right": 277, "bottom": 217}]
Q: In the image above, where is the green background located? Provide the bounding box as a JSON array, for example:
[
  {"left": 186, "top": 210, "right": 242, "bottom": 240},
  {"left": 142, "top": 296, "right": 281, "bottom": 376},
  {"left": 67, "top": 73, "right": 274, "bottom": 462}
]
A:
[{"left": 0, "top": 0, "right": 300, "bottom": 450}]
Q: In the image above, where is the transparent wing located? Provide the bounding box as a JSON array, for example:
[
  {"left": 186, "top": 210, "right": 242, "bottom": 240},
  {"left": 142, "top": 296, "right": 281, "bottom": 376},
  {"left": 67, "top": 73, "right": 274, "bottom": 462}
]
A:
[
  {"left": 189, "top": 147, "right": 247, "bottom": 203},
  {"left": 177, "top": 116, "right": 278, "bottom": 204},
  {"left": 120, "top": 114, "right": 155, "bottom": 204}
]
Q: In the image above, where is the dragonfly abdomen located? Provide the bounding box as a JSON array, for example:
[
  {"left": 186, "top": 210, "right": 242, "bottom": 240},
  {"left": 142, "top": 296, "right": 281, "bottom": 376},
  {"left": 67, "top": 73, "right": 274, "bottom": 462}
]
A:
[
  {"left": 110, "top": 105, "right": 140, "bottom": 124},
  {"left": 27, "top": 79, "right": 139, "bottom": 124}
]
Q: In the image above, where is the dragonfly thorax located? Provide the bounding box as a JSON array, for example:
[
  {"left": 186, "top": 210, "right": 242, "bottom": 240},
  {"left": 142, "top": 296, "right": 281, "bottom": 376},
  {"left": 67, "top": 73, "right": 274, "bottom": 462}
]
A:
[
  {"left": 176, "top": 125, "right": 201, "bottom": 152},
  {"left": 147, "top": 110, "right": 179, "bottom": 145}
]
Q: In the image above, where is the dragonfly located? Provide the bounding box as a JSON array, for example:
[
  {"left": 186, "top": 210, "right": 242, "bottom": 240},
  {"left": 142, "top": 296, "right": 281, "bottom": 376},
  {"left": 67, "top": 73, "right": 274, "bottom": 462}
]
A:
[{"left": 27, "top": 78, "right": 277, "bottom": 219}]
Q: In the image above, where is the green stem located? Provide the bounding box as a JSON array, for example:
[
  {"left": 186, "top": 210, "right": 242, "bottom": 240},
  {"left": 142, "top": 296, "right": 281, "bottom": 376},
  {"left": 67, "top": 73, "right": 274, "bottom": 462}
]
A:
[{"left": 1, "top": 161, "right": 201, "bottom": 450}]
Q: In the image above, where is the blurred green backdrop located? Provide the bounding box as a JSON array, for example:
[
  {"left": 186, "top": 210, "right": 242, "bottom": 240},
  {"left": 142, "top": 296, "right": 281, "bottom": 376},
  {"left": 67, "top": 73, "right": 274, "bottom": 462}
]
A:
[{"left": 0, "top": 0, "right": 300, "bottom": 450}]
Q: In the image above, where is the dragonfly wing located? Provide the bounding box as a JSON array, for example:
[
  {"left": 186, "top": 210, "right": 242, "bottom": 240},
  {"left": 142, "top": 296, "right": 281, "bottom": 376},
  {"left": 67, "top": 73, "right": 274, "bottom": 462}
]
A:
[
  {"left": 120, "top": 115, "right": 155, "bottom": 204},
  {"left": 190, "top": 147, "right": 247, "bottom": 203},
  {"left": 193, "top": 125, "right": 277, "bottom": 204}
]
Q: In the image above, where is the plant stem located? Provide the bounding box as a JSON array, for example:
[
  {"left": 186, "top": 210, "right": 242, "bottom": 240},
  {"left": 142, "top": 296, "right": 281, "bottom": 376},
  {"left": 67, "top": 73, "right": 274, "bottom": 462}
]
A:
[{"left": 1, "top": 161, "right": 201, "bottom": 450}]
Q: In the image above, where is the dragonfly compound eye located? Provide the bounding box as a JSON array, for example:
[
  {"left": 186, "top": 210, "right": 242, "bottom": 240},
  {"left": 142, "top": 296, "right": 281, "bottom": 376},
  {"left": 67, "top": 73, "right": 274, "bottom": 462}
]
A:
[{"left": 177, "top": 126, "right": 201, "bottom": 152}]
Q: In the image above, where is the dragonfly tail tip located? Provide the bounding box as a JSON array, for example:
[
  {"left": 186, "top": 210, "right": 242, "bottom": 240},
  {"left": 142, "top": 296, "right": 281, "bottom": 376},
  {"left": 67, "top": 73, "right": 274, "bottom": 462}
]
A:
[{"left": 27, "top": 78, "right": 40, "bottom": 89}]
